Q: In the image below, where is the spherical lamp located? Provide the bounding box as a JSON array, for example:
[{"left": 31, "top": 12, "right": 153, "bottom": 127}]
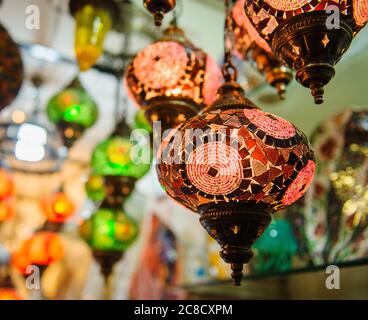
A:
[
  {"left": 125, "top": 25, "right": 222, "bottom": 131},
  {"left": 85, "top": 174, "right": 106, "bottom": 203},
  {"left": 244, "top": 0, "right": 368, "bottom": 104},
  {"left": 80, "top": 207, "right": 138, "bottom": 280},
  {"left": 12, "top": 232, "right": 64, "bottom": 275},
  {"left": 41, "top": 192, "right": 75, "bottom": 224},
  {"left": 157, "top": 79, "right": 315, "bottom": 285},
  {"left": 46, "top": 78, "right": 99, "bottom": 148}
]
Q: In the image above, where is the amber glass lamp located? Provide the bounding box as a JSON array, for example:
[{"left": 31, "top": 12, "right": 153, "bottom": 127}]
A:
[
  {"left": 125, "top": 25, "right": 222, "bottom": 132},
  {"left": 231, "top": 0, "right": 293, "bottom": 99},
  {"left": 69, "top": 0, "right": 119, "bottom": 71},
  {"left": 244, "top": 0, "right": 368, "bottom": 104},
  {"left": 46, "top": 77, "right": 98, "bottom": 148},
  {"left": 0, "top": 23, "right": 23, "bottom": 111},
  {"left": 157, "top": 0, "right": 315, "bottom": 285}
]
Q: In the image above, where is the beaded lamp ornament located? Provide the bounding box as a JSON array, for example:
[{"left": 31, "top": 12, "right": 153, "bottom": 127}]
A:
[
  {"left": 244, "top": 0, "right": 368, "bottom": 104},
  {"left": 231, "top": 0, "right": 293, "bottom": 99},
  {"left": 125, "top": 21, "right": 222, "bottom": 132},
  {"left": 157, "top": 0, "right": 315, "bottom": 285}
]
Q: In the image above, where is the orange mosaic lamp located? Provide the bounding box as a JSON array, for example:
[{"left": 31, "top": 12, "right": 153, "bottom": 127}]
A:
[{"left": 12, "top": 232, "right": 64, "bottom": 275}]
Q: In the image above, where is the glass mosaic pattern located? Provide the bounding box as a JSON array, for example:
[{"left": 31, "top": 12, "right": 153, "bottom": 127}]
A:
[
  {"left": 0, "top": 23, "right": 23, "bottom": 111},
  {"left": 232, "top": 0, "right": 272, "bottom": 57},
  {"left": 245, "top": 0, "right": 368, "bottom": 42},
  {"left": 157, "top": 95, "right": 315, "bottom": 213},
  {"left": 125, "top": 27, "right": 222, "bottom": 112}
]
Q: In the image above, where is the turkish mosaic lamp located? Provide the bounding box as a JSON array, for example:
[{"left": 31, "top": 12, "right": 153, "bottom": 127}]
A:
[
  {"left": 157, "top": 78, "right": 315, "bottom": 284},
  {"left": 80, "top": 207, "right": 139, "bottom": 279},
  {"left": 46, "top": 77, "right": 99, "bottom": 148},
  {"left": 0, "top": 23, "right": 23, "bottom": 111},
  {"left": 287, "top": 109, "right": 368, "bottom": 265},
  {"left": 251, "top": 218, "right": 298, "bottom": 273},
  {"left": 125, "top": 25, "right": 222, "bottom": 132},
  {"left": 231, "top": 0, "right": 293, "bottom": 99},
  {"left": 244, "top": 0, "right": 368, "bottom": 104}
]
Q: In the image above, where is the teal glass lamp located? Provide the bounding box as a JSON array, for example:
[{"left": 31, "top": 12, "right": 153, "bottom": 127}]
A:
[
  {"left": 46, "top": 78, "right": 98, "bottom": 148},
  {"left": 251, "top": 219, "right": 297, "bottom": 274}
]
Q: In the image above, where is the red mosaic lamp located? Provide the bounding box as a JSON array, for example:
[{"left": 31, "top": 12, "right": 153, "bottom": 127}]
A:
[
  {"left": 244, "top": 0, "right": 368, "bottom": 104},
  {"left": 231, "top": 0, "right": 293, "bottom": 99},
  {"left": 143, "top": 0, "right": 176, "bottom": 26},
  {"left": 125, "top": 24, "right": 222, "bottom": 132},
  {"left": 156, "top": 0, "right": 316, "bottom": 285}
]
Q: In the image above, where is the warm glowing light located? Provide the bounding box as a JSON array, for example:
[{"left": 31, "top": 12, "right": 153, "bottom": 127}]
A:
[
  {"left": 0, "top": 289, "right": 22, "bottom": 300},
  {"left": 0, "top": 199, "right": 14, "bottom": 222},
  {"left": 11, "top": 110, "right": 26, "bottom": 124},
  {"left": 12, "top": 232, "right": 64, "bottom": 274},
  {"left": 0, "top": 169, "right": 14, "bottom": 200},
  {"left": 41, "top": 192, "right": 75, "bottom": 223}
]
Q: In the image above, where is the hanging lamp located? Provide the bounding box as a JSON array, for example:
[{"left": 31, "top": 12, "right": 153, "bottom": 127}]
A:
[
  {"left": 46, "top": 77, "right": 99, "bottom": 148},
  {"left": 231, "top": 0, "right": 293, "bottom": 99},
  {"left": 12, "top": 231, "right": 64, "bottom": 276},
  {"left": 156, "top": 0, "right": 315, "bottom": 285},
  {"left": 80, "top": 206, "right": 138, "bottom": 284},
  {"left": 69, "top": 0, "right": 119, "bottom": 71},
  {"left": 143, "top": 0, "right": 176, "bottom": 26},
  {"left": 0, "top": 23, "right": 23, "bottom": 112},
  {"left": 125, "top": 20, "right": 222, "bottom": 132},
  {"left": 244, "top": 0, "right": 368, "bottom": 104}
]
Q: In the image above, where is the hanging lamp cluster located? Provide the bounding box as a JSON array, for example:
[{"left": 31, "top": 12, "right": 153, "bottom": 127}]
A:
[
  {"left": 244, "top": 0, "right": 368, "bottom": 104},
  {"left": 125, "top": 24, "right": 223, "bottom": 132},
  {"left": 156, "top": 0, "right": 316, "bottom": 285},
  {"left": 231, "top": 0, "right": 293, "bottom": 99}
]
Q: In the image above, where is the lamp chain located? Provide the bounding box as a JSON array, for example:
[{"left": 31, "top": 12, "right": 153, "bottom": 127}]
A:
[{"left": 222, "top": 0, "right": 237, "bottom": 82}]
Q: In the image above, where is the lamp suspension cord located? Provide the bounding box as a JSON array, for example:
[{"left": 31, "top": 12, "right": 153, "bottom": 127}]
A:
[{"left": 222, "top": 0, "right": 237, "bottom": 82}]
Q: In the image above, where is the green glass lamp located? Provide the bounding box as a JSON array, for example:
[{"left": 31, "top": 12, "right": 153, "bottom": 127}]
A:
[
  {"left": 251, "top": 219, "right": 297, "bottom": 274},
  {"left": 46, "top": 78, "right": 99, "bottom": 148},
  {"left": 91, "top": 118, "right": 151, "bottom": 180},
  {"left": 80, "top": 206, "right": 138, "bottom": 281},
  {"left": 133, "top": 110, "right": 153, "bottom": 134},
  {"left": 85, "top": 174, "right": 106, "bottom": 203}
]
